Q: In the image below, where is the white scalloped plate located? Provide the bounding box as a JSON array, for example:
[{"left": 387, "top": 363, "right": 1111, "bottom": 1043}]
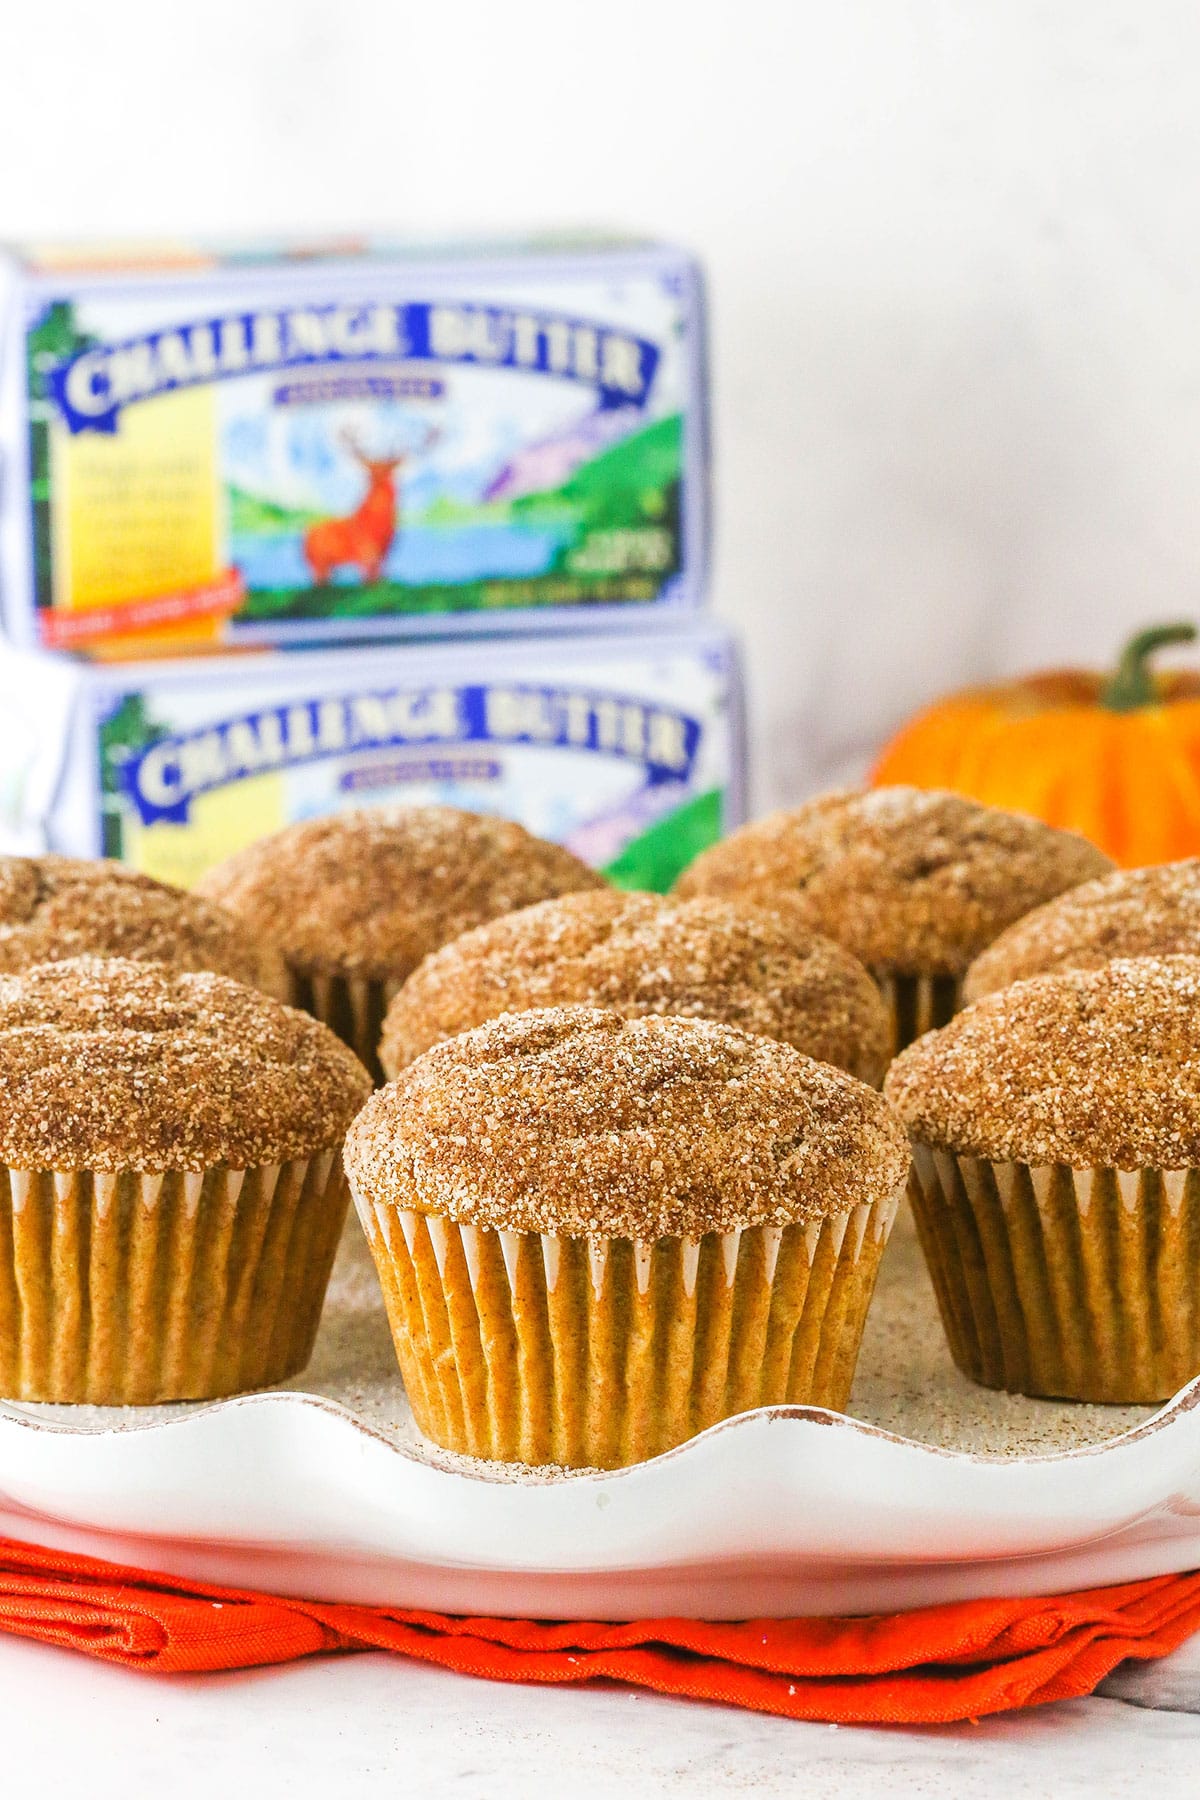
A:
[{"left": 2, "top": 1213, "right": 1199, "bottom": 1620}]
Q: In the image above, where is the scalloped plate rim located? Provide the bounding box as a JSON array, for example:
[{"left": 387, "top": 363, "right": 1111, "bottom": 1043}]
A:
[
  {"left": 3, "top": 1369, "right": 1200, "bottom": 1473},
  {"left": 5, "top": 1381, "right": 1200, "bottom": 1616}
]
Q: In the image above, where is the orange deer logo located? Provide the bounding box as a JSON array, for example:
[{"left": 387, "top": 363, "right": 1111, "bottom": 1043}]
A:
[{"left": 303, "top": 426, "right": 438, "bottom": 586}]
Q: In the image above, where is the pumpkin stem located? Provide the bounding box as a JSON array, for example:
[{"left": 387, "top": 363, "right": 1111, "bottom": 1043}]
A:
[{"left": 1100, "top": 621, "right": 1198, "bottom": 711}]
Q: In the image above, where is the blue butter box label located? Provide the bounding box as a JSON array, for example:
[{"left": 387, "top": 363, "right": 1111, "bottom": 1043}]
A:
[
  {"left": 0, "top": 624, "right": 743, "bottom": 894},
  {"left": 0, "top": 237, "right": 707, "bottom": 656}
]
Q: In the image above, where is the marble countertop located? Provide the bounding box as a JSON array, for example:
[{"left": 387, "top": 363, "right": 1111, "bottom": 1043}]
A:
[{"left": 6, "top": 1634, "right": 1200, "bottom": 1798}]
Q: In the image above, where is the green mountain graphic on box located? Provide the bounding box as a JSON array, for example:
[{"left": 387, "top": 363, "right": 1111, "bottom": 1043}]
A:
[
  {"left": 513, "top": 412, "right": 682, "bottom": 532},
  {"left": 603, "top": 789, "right": 723, "bottom": 893}
]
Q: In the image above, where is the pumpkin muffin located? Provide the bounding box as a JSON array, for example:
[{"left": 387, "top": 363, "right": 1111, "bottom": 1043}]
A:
[
  {"left": 0, "top": 956, "right": 370, "bottom": 1404},
  {"left": 347, "top": 1005, "right": 910, "bottom": 1469},
  {"left": 885, "top": 957, "right": 1200, "bottom": 1405},
  {"left": 675, "top": 788, "right": 1113, "bottom": 1054},
  {"left": 965, "top": 860, "right": 1200, "bottom": 1002},
  {"left": 378, "top": 889, "right": 891, "bottom": 1085},
  {"left": 196, "top": 807, "right": 606, "bottom": 1079},
  {"left": 0, "top": 854, "right": 287, "bottom": 996}
]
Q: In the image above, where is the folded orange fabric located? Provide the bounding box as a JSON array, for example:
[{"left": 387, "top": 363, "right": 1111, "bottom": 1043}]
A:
[{"left": 1, "top": 1535, "right": 1198, "bottom": 1724}]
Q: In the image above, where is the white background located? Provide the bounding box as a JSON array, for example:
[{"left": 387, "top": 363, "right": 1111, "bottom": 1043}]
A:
[
  {"left": 3, "top": 1632, "right": 1200, "bottom": 1799},
  {"left": 1, "top": 11, "right": 1199, "bottom": 1777},
  {"left": 3, "top": 0, "right": 1198, "bottom": 806}
]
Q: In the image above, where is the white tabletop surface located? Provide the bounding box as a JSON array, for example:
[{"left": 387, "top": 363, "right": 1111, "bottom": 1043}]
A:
[{"left": 5, "top": 1633, "right": 1200, "bottom": 1798}]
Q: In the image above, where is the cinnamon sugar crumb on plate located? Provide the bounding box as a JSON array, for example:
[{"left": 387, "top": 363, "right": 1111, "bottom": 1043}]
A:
[{"left": 17, "top": 1208, "right": 1155, "bottom": 1468}]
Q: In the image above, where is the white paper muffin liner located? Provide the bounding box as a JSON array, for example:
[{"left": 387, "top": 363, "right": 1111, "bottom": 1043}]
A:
[
  {"left": 908, "top": 1146, "right": 1200, "bottom": 1404},
  {"left": 0, "top": 1151, "right": 350, "bottom": 1403},
  {"left": 351, "top": 1180, "right": 905, "bottom": 1469},
  {"left": 873, "top": 971, "right": 962, "bottom": 1058},
  {"left": 287, "top": 970, "right": 399, "bottom": 1083}
]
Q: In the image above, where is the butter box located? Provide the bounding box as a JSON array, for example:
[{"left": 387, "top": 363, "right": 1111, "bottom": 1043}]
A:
[
  {"left": 0, "top": 625, "right": 742, "bottom": 892},
  {"left": 0, "top": 237, "right": 706, "bottom": 658}
]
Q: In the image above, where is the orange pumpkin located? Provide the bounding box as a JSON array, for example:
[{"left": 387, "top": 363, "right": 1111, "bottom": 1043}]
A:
[{"left": 870, "top": 623, "right": 1200, "bottom": 867}]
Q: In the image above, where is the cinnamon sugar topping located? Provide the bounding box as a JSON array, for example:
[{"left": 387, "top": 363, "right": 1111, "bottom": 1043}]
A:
[
  {"left": 965, "top": 859, "right": 1200, "bottom": 1001},
  {"left": 885, "top": 956, "right": 1200, "bottom": 1167},
  {"left": 0, "top": 956, "right": 371, "bottom": 1171},
  {"left": 0, "top": 854, "right": 286, "bottom": 995},
  {"left": 675, "top": 787, "right": 1112, "bottom": 975},
  {"left": 347, "top": 1005, "right": 910, "bottom": 1238},
  {"left": 379, "top": 889, "right": 890, "bottom": 1083},
  {"left": 196, "top": 806, "right": 606, "bottom": 983}
]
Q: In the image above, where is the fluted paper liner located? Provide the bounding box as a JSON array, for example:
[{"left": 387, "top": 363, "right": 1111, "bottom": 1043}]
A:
[
  {"left": 0, "top": 1151, "right": 350, "bottom": 1404},
  {"left": 874, "top": 971, "right": 962, "bottom": 1058},
  {"left": 908, "top": 1146, "right": 1200, "bottom": 1404},
  {"left": 352, "top": 1184, "right": 904, "bottom": 1469},
  {"left": 288, "top": 970, "right": 398, "bottom": 1083}
]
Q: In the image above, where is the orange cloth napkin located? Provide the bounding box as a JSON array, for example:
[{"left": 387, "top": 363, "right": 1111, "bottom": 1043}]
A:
[{"left": 2, "top": 1535, "right": 1199, "bottom": 1724}]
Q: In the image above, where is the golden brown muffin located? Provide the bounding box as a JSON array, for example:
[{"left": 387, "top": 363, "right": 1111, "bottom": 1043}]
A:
[
  {"left": 196, "top": 807, "right": 606, "bottom": 1078},
  {"left": 885, "top": 956, "right": 1200, "bottom": 1404},
  {"left": 0, "top": 854, "right": 287, "bottom": 996},
  {"left": 0, "top": 956, "right": 371, "bottom": 1404},
  {"left": 675, "top": 787, "right": 1113, "bottom": 1055},
  {"left": 379, "top": 889, "right": 891, "bottom": 1085},
  {"left": 964, "top": 859, "right": 1200, "bottom": 1002},
  {"left": 347, "top": 1005, "right": 910, "bottom": 1468}
]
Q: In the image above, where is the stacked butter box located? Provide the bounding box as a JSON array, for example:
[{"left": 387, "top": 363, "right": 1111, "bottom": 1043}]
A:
[{"left": 0, "top": 235, "right": 742, "bottom": 888}]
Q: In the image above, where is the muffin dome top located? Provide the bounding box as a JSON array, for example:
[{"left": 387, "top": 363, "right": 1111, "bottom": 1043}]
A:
[
  {"left": 348, "top": 1004, "right": 909, "bottom": 1238},
  {"left": 196, "top": 806, "right": 606, "bottom": 983},
  {"left": 674, "top": 788, "right": 1113, "bottom": 975},
  {"left": 0, "top": 957, "right": 371, "bottom": 1172},
  {"left": 379, "top": 888, "right": 890, "bottom": 1084},
  {"left": 885, "top": 957, "right": 1200, "bottom": 1168},
  {"left": 964, "top": 860, "right": 1200, "bottom": 1002},
  {"left": 0, "top": 854, "right": 286, "bottom": 996}
]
